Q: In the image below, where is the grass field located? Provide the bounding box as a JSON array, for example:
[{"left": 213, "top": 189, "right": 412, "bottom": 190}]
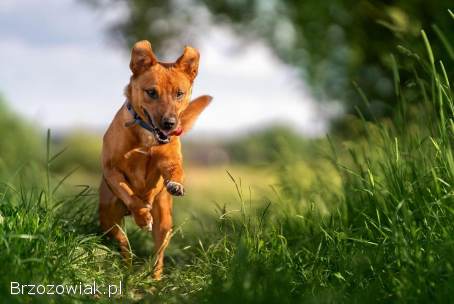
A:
[{"left": 0, "top": 24, "right": 453, "bottom": 303}]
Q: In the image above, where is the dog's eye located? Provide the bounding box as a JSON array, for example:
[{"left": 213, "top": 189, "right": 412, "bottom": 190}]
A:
[
  {"left": 176, "top": 90, "right": 184, "bottom": 100},
  {"left": 146, "top": 89, "right": 159, "bottom": 100}
]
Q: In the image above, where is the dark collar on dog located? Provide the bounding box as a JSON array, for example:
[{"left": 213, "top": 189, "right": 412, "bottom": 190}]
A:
[{"left": 125, "top": 101, "right": 170, "bottom": 144}]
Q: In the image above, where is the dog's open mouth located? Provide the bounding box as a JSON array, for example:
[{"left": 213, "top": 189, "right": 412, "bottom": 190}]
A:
[
  {"left": 142, "top": 108, "right": 183, "bottom": 144},
  {"left": 155, "top": 128, "right": 170, "bottom": 144},
  {"left": 126, "top": 102, "right": 184, "bottom": 145},
  {"left": 156, "top": 126, "right": 183, "bottom": 143}
]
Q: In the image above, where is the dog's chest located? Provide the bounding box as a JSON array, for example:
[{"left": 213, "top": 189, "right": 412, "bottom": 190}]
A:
[{"left": 121, "top": 147, "right": 162, "bottom": 195}]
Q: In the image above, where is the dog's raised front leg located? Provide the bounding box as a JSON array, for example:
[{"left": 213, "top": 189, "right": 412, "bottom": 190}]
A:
[
  {"left": 159, "top": 158, "right": 184, "bottom": 196},
  {"left": 153, "top": 142, "right": 185, "bottom": 196},
  {"left": 103, "top": 165, "right": 153, "bottom": 230}
]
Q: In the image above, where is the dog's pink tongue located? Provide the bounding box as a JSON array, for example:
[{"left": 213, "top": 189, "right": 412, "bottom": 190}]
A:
[{"left": 170, "top": 127, "right": 183, "bottom": 136}]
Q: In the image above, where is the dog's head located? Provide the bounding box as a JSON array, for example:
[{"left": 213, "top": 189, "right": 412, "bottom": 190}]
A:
[{"left": 126, "top": 40, "right": 211, "bottom": 141}]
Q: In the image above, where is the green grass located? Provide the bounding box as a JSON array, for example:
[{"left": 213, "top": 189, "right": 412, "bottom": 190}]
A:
[{"left": 1, "top": 16, "right": 454, "bottom": 303}]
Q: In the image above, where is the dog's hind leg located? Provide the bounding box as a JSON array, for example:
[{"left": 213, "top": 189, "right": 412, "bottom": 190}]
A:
[
  {"left": 99, "top": 178, "right": 131, "bottom": 262},
  {"left": 151, "top": 189, "right": 173, "bottom": 280}
]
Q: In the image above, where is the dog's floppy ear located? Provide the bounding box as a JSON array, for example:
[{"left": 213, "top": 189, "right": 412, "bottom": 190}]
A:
[
  {"left": 180, "top": 95, "right": 212, "bottom": 133},
  {"left": 176, "top": 46, "right": 200, "bottom": 81},
  {"left": 130, "top": 40, "right": 158, "bottom": 75}
]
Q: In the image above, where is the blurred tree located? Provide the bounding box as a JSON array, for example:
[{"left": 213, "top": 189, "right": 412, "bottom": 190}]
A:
[
  {"left": 0, "top": 97, "right": 42, "bottom": 170},
  {"left": 225, "top": 125, "right": 309, "bottom": 164},
  {"left": 51, "top": 131, "right": 102, "bottom": 174},
  {"left": 88, "top": 0, "right": 453, "bottom": 119}
]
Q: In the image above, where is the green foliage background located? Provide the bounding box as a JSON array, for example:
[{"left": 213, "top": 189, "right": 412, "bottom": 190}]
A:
[{"left": 95, "top": 0, "right": 453, "bottom": 119}]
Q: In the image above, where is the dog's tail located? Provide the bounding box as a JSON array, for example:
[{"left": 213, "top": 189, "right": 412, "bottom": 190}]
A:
[{"left": 180, "top": 95, "right": 213, "bottom": 134}]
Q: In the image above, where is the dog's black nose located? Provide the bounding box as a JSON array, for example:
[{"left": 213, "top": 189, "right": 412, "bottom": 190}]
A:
[{"left": 162, "top": 117, "right": 176, "bottom": 130}]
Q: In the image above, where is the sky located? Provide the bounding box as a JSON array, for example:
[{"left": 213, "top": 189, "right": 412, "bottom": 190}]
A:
[{"left": 0, "top": 0, "right": 341, "bottom": 137}]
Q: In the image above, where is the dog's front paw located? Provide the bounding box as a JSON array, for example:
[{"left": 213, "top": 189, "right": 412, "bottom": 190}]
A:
[
  {"left": 132, "top": 207, "right": 153, "bottom": 231},
  {"left": 166, "top": 181, "right": 185, "bottom": 196}
]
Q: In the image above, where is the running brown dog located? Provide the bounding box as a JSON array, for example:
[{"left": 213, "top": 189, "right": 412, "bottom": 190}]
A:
[{"left": 99, "top": 40, "right": 212, "bottom": 280}]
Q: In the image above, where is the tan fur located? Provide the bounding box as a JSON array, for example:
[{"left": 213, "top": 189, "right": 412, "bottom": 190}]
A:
[{"left": 99, "top": 40, "right": 212, "bottom": 280}]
